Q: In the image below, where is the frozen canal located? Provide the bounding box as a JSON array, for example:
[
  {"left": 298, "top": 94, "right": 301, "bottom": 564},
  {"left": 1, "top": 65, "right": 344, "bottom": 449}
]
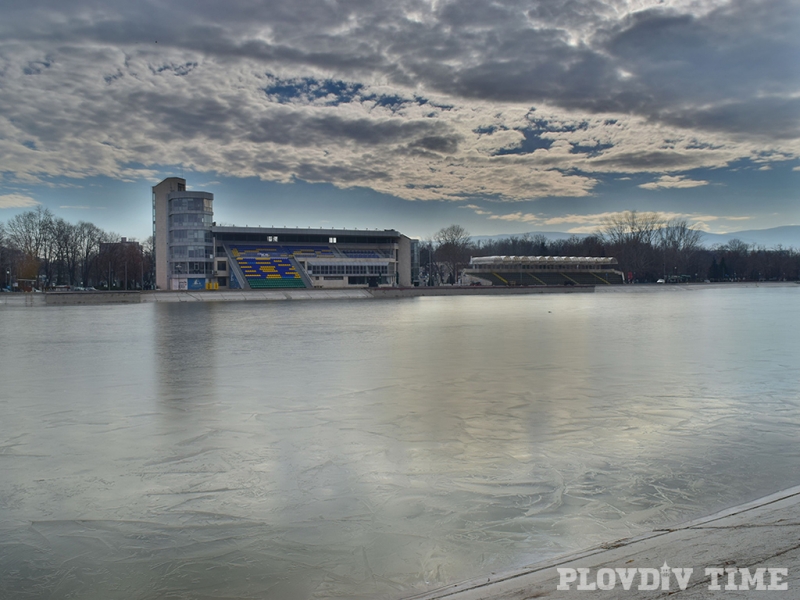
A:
[{"left": 1, "top": 285, "right": 800, "bottom": 599}]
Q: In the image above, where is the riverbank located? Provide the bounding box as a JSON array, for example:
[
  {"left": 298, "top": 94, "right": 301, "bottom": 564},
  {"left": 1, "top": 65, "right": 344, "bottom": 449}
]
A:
[
  {"left": 1, "top": 281, "right": 795, "bottom": 307},
  {"left": 410, "top": 485, "right": 800, "bottom": 599},
  {"left": 146, "top": 286, "right": 594, "bottom": 303},
  {"left": 0, "top": 285, "right": 594, "bottom": 306}
]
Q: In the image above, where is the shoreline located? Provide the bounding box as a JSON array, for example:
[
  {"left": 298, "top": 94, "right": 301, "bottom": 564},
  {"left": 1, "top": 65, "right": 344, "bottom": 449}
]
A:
[
  {"left": 1, "top": 284, "right": 595, "bottom": 306},
  {"left": 408, "top": 484, "right": 800, "bottom": 599},
  {"left": 1, "top": 281, "right": 796, "bottom": 307}
]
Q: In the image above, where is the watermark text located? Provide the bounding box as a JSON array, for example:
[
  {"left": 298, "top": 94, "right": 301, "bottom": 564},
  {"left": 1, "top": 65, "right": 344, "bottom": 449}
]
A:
[{"left": 556, "top": 563, "right": 788, "bottom": 592}]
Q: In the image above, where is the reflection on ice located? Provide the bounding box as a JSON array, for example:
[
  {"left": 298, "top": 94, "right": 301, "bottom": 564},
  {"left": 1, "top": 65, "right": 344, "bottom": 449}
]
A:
[{"left": 1, "top": 287, "right": 800, "bottom": 598}]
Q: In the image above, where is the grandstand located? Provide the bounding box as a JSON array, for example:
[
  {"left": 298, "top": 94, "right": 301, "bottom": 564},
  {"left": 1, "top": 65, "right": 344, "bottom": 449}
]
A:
[
  {"left": 463, "top": 256, "right": 624, "bottom": 286},
  {"left": 230, "top": 245, "right": 307, "bottom": 289},
  {"left": 152, "top": 177, "right": 416, "bottom": 291},
  {"left": 225, "top": 242, "right": 394, "bottom": 290},
  {"left": 213, "top": 228, "right": 409, "bottom": 291}
]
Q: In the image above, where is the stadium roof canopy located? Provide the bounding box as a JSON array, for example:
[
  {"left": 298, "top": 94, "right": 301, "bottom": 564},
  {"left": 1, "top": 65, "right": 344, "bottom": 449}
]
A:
[
  {"left": 469, "top": 256, "right": 618, "bottom": 266},
  {"left": 212, "top": 226, "right": 400, "bottom": 238}
]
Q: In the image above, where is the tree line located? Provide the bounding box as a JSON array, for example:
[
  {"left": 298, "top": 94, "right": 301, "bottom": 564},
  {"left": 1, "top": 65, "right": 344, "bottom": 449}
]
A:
[
  {"left": 422, "top": 213, "right": 800, "bottom": 284},
  {"left": 4, "top": 208, "right": 798, "bottom": 290},
  {"left": 0, "top": 207, "right": 153, "bottom": 290}
]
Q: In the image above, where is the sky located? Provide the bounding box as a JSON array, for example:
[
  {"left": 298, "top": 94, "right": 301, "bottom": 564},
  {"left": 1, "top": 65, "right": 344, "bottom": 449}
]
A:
[{"left": 0, "top": 0, "right": 798, "bottom": 241}]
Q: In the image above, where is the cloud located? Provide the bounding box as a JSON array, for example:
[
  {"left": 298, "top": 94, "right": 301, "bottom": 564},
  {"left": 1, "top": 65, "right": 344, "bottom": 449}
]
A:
[
  {"left": 691, "top": 221, "right": 712, "bottom": 232},
  {"left": 639, "top": 175, "right": 710, "bottom": 190},
  {"left": 597, "top": 2, "right": 800, "bottom": 137},
  {"left": 487, "top": 209, "right": 753, "bottom": 235},
  {"left": 489, "top": 212, "right": 541, "bottom": 224},
  {"left": 0, "top": 0, "right": 797, "bottom": 206},
  {"left": 489, "top": 210, "right": 634, "bottom": 227},
  {"left": 460, "top": 204, "right": 493, "bottom": 215},
  {"left": 0, "top": 193, "right": 39, "bottom": 208}
]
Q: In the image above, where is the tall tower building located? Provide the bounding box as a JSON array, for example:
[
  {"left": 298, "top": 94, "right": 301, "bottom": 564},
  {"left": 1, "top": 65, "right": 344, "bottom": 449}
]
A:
[{"left": 152, "top": 177, "right": 214, "bottom": 290}]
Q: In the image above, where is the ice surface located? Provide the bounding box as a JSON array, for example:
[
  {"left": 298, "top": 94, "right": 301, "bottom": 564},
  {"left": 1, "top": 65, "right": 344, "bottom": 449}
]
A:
[{"left": 1, "top": 287, "right": 800, "bottom": 598}]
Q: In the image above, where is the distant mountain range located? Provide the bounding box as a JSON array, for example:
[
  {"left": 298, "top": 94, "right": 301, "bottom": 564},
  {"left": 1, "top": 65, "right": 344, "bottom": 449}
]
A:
[
  {"left": 472, "top": 225, "right": 800, "bottom": 250},
  {"left": 697, "top": 226, "right": 800, "bottom": 249}
]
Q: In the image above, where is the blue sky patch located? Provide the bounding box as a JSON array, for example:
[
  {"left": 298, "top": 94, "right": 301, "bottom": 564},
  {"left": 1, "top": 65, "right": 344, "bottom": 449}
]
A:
[
  {"left": 264, "top": 76, "right": 365, "bottom": 105},
  {"left": 494, "top": 127, "right": 554, "bottom": 155}
]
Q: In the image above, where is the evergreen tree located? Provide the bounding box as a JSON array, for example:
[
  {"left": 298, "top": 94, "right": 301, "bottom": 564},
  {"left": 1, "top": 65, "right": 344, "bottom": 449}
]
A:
[{"left": 708, "top": 257, "right": 719, "bottom": 281}]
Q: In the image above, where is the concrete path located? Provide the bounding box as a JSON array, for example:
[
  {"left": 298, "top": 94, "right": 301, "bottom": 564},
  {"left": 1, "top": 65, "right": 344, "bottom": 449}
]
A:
[{"left": 411, "top": 486, "right": 800, "bottom": 599}]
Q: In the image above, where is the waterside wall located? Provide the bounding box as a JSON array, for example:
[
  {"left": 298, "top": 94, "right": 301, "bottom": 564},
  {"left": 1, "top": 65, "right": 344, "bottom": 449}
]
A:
[{"left": 1, "top": 285, "right": 594, "bottom": 307}]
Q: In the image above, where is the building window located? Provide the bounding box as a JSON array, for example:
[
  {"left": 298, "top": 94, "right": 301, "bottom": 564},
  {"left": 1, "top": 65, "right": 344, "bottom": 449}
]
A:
[
  {"left": 309, "top": 263, "right": 389, "bottom": 276},
  {"left": 217, "top": 261, "right": 226, "bottom": 271},
  {"left": 170, "top": 229, "right": 211, "bottom": 243},
  {"left": 188, "top": 262, "right": 211, "bottom": 275}
]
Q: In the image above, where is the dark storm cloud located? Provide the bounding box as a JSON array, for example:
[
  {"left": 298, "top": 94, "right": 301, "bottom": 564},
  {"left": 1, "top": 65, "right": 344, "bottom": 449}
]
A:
[
  {"left": 407, "top": 134, "right": 461, "bottom": 154},
  {"left": 2, "top": 0, "right": 795, "bottom": 139},
  {"left": 246, "top": 112, "right": 458, "bottom": 150},
  {"left": 387, "top": 0, "right": 799, "bottom": 139},
  {"left": 597, "top": 1, "right": 800, "bottom": 137},
  {"left": 293, "top": 162, "right": 392, "bottom": 184},
  {"left": 589, "top": 150, "right": 718, "bottom": 171},
  {"left": 658, "top": 97, "right": 800, "bottom": 140},
  {"left": 97, "top": 71, "right": 459, "bottom": 152},
  {"left": 1, "top": 0, "right": 798, "bottom": 207}
]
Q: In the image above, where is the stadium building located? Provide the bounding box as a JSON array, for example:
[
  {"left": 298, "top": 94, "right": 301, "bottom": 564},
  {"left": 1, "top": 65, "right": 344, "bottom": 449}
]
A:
[
  {"left": 153, "top": 177, "right": 416, "bottom": 291},
  {"left": 463, "top": 255, "right": 624, "bottom": 286}
]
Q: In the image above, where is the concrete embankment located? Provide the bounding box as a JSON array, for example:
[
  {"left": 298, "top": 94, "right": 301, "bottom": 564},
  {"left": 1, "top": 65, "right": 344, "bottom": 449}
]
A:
[
  {"left": 1, "top": 291, "right": 142, "bottom": 306},
  {"left": 141, "top": 289, "right": 374, "bottom": 302},
  {"left": 145, "top": 286, "right": 594, "bottom": 302},
  {"left": 3, "top": 282, "right": 796, "bottom": 307},
  {"left": 369, "top": 285, "right": 594, "bottom": 299},
  {"left": 46, "top": 291, "right": 142, "bottom": 305},
  {"left": 0, "top": 293, "right": 46, "bottom": 307},
  {"left": 2, "top": 286, "right": 594, "bottom": 306},
  {"left": 409, "top": 485, "right": 800, "bottom": 600}
]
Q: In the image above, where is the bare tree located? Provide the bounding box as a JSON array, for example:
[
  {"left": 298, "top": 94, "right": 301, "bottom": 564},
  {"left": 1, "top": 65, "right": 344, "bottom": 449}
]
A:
[
  {"left": 142, "top": 236, "right": 155, "bottom": 288},
  {"left": 598, "top": 211, "right": 663, "bottom": 280},
  {"left": 476, "top": 233, "right": 549, "bottom": 257},
  {"left": 599, "top": 211, "right": 663, "bottom": 247},
  {"left": 659, "top": 219, "right": 702, "bottom": 252},
  {"left": 719, "top": 239, "right": 751, "bottom": 281},
  {"left": 5, "top": 206, "right": 53, "bottom": 258},
  {"left": 419, "top": 237, "right": 440, "bottom": 285},
  {"left": 434, "top": 224, "right": 473, "bottom": 284},
  {"left": 5, "top": 206, "right": 55, "bottom": 284},
  {"left": 658, "top": 219, "right": 703, "bottom": 278},
  {"left": 51, "top": 217, "right": 75, "bottom": 285},
  {"left": 0, "top": 222, "right": 10, "bottom": 288},
  {"left": 77, "top": 222, "right": 104, "bottom": 286}
]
